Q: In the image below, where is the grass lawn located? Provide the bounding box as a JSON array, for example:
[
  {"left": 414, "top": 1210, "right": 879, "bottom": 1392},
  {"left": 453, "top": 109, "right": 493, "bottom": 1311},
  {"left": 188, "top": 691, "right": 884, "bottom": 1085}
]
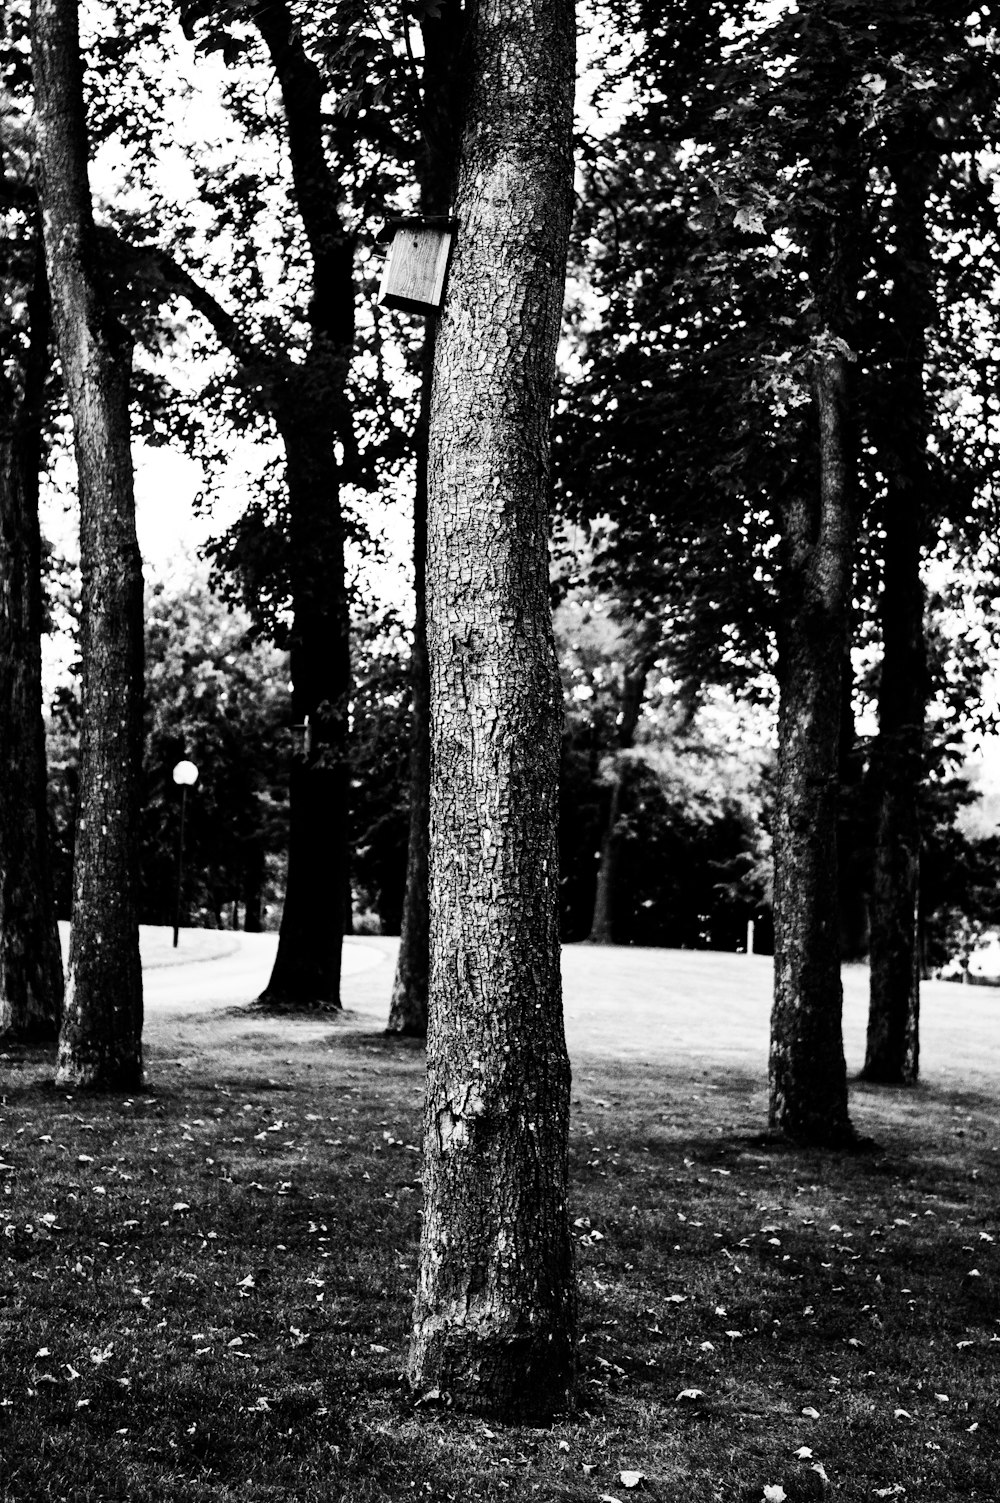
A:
[{"left": 1, "top": 936, "right": 997, "bottom": 1502}]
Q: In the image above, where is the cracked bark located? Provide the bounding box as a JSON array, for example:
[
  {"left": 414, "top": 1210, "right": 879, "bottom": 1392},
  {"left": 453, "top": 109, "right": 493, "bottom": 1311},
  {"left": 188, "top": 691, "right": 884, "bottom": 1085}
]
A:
[
  {"left": 33, "top": 0, "right": 144, "bottom": 1088},
  {"left": 407, "top": 0, "right": 576, "bottom": 1420}
]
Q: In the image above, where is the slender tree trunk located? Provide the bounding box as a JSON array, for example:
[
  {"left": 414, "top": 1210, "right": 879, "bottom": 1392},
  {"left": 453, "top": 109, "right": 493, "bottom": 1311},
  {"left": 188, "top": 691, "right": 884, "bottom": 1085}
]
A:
[
  {"left": 242, "top": 840, "right": 265, "bottom": 933},
  {"left": 33, "top": 0, "right": 144, "bottom": 1089},
  {"left": 587, "top": 658, "right": 648, "bottom": 945},
  {"left": 258, "top": 410, "right": 350, "bottom": 1009},
  {"left": 769, "top": 354, "right": 854, "bottom": 1145},
  {"left": 837, "top": 645, "right": 869, "bottom": 962},
  {"left": 387, "top": 1, "right": 464, "bottom": 1037},
  {"left": 863, "top": 147, "right": 932, "bottom": 1086},
  {"left": 408, "top": 0, "right": 577, "bottom": 1421},
  {"left": 0, "top": 241, "right": 64, "bottom": 1042},
  {"left": 386, "top": 331, "right": 432, "bottom": 1034},
  {"left": 588, "top": 774, "right": 624, "bottom": 946}
]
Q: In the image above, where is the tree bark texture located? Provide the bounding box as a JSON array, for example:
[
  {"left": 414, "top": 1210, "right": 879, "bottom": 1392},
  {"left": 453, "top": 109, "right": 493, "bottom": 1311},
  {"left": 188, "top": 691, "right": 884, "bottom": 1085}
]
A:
[
  {"left": 387, "top": 1, "right": 464, "bottom": 1037},
  {"left": 247, "top": 0, "right": 355, "bottom": 1010},
  {"left": 863, "top": 147, "right": 932, "bottom": 1086},
  {"left": 587, "top": 657, "right": 649, "bottom": 945},
  {"left": 408, "top": 0, "right": 577, "bottom": 1421},
  {"left": 769, "top": 354, "right": 854, "bottom": 1144},
  {"left": 33, "top": 0, "right": 144, "bottom": 1088},
  {"left": 0, "top": 241, "right": 64, "bottom": 1042}
]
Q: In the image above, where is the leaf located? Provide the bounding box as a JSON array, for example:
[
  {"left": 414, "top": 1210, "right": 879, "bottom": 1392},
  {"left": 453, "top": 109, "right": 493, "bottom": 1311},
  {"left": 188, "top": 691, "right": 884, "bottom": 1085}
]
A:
[
  {"left": 801, "top": 1406, "right": 820, "bottom": 1419},
  {"left": 734, "top": 206, "right": 765, "bottom": 234},
  {"left": 763, "top": 1488, "right": 787, "bottom": 1503},
  {"left": 795, "top": 1447, "right": 813, "bottom": 1459},
  {"left": 675, "top": 1388, "right": 704, "bottom": 1401},
  {"left": 619, "top": 1470, "right": 644, "bottom": 1488}
]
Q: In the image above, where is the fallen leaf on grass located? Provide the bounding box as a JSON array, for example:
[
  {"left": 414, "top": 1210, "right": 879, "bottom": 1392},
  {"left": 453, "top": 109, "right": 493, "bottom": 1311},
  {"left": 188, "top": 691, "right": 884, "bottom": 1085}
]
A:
[
  {"left": 893, "top": 1409, "right": 912, "bottom": 1420},
  {"left": 619, "top": 1470, "right": 644, "bottom": 1488},
  {"left": 801, "top": 1407, "right": 820, "bottom": 1419},
  {"left": 795, "top": 1447, "right": 813, "bottom": 1459},
  {"left": 675, "top": 1388, "right": 704, "bottom": 1401},
  {"left": 762, "top": 1487, "right": 787, "bottom": 1503}
]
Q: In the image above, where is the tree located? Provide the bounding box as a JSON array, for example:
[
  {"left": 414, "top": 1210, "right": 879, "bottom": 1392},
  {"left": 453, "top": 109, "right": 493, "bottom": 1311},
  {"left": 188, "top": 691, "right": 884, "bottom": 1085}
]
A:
[
  {"left": 386, "top": 0, "right": 464, "bottom": 1037},
  {"left": 861, "top": 136, "right": 933, "bottom": 1085},
  {"left": 408, "top": 0, "right": 577, "bottom": 1421},
  {"left": 0, "top": 166, "right": 64, "bottom": 1040},
  {"left": 32, "top": 0, "right": 144, "bottom": 1088}
]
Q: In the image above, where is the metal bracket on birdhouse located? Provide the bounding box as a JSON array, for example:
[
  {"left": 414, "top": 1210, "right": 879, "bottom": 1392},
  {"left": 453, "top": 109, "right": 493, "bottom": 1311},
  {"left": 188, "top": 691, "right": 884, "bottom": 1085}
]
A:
[{"left": 376, "top": 215, "right": 457, "bottom": 316}]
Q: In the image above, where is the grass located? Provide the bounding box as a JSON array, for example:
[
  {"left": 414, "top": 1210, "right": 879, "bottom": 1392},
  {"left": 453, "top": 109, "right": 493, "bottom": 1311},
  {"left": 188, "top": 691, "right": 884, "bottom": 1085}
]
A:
[{"left": 0, "top": 936, "right": 997, "bottom": 1502}]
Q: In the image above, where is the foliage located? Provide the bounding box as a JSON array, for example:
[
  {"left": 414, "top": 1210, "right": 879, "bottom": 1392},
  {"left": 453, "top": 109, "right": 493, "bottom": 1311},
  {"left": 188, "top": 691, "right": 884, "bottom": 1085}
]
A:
[
  {"left": 559, "top": 0, "right": 1000, "bottom": 707},
  {"left": 46, "top": 568, "right": 293, "bottom": 929},
  {"left": 556, "top": 592, "right": 773, "bottom": 947}
]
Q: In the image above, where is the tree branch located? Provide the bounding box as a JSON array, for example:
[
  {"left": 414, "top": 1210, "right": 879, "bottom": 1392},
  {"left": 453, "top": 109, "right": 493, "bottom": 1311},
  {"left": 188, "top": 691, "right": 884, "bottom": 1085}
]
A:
[{"left": 95, "top": 226, "right": 287, "bottom": 398}]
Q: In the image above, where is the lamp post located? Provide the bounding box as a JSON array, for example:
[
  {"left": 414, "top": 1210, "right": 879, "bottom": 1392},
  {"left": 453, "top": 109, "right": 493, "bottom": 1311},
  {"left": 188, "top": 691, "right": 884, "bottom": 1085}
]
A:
[{"left": 172, "top": 759, "right": 199, "bottom": 948}]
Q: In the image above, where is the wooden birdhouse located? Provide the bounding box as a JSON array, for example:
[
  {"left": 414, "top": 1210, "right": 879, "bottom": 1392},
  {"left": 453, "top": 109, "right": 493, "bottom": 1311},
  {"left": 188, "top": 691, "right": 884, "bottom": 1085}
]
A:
[{"left": 377, "top": 216, "right": 456, "bottom": 315}]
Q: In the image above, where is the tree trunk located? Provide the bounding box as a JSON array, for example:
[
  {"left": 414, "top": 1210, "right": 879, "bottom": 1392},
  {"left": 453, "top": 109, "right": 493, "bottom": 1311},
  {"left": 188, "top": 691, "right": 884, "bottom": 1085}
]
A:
[
  {"left": 408, "top": 0, "right": 577, "bottom": 1421},
  {"left": 244, "top": 0, "right": 355, "bottom": 1011},
  {"left": 387, "top": 1, "right": 464, "bottom": 1038},
  {"left": 587, "top": 657, "right": 649, "bottom": 945},
  {"left": 257, "top": 409, "right": 350, "bottom": 1009},
  {"left": 769, "top": 353, "right": 854, "bottom": 1145},
  {"left": 0, "top": 241, "right": 64, "bottom": 1043},
  {"left": 837, "top": 645, "right": 869, "bottom": 962},
  {"left": 33, "top": 0, "right": 144, "bottom": 1089},
  {"left": 863, "top": 146, "right": 932, "bottom": 1086},
  {"left": 386, "top": 332, "right": 432, "bottom": 1035},
  {"left": 242, "top": 839, "right": 265, "bottom": 933}
]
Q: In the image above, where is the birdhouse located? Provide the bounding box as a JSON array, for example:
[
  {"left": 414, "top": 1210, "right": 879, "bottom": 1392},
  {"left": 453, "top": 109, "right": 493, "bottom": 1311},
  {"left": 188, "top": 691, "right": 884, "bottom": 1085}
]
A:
[{"left": 377, "top": 216, "right": 456, "bottom": 315}]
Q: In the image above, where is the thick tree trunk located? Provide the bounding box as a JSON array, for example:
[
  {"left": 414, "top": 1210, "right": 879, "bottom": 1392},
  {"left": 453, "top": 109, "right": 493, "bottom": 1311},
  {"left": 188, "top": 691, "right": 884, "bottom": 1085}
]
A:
[
  {"left": 257, "top": 411, "right": 350, "bottom": 1009},
  {"left": 768, "top": 354, "right": 854, "bottom": 1145},
  {"left": 587, "top": 658, "right": 648, "bottom": 945},
  {"left": 0, "top": 239, "right": 64, "bottom": 1042},
  {"left": 408, "top": 0, "right": 577, "bottom": 1421},
  {"left": 242, "top": 0, "right": 355, "bottom": 1011},
  {"left": 33, "top": 0, "right": 144, "bottom": 1089},
  {"left": 863, "top": 149, "right": 932, "bottom": 1086},
  {"left": 387, "top": 2, "right": 464, "bottom": 1038}
]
